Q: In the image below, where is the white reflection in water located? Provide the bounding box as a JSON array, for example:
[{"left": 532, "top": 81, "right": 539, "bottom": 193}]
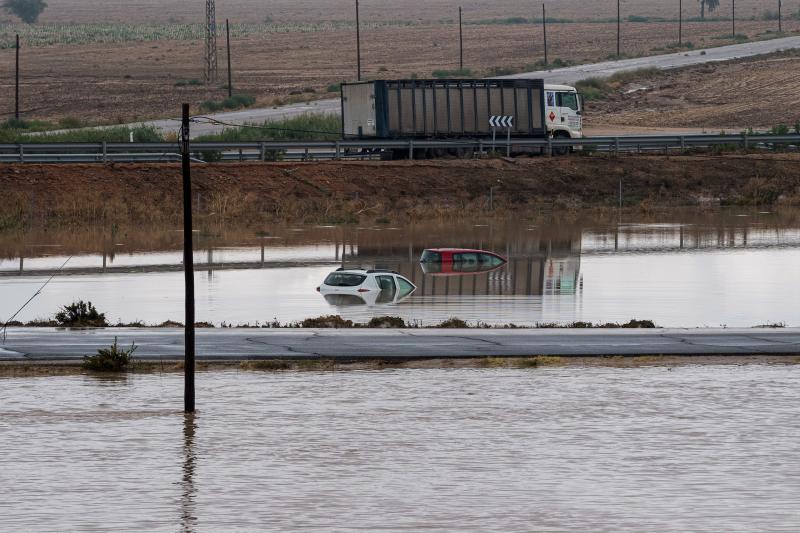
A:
[
  {"left": 2, "top": 219, "right": 800, "bottom": 327},
  {"left": 1, "top": 366, "right": 799, "bottom": 531},
  {"left": 1, "top": 248, "right": 799, "bottom": 326}
]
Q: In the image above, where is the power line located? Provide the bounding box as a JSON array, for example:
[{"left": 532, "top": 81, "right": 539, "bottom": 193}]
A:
[{"left": 1, "top": 256, "right": 72, "bottom": 344}]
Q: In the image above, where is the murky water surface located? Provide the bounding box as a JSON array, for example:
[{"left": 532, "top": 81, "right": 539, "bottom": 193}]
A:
[
  {"left": 1, "top": 365, "right": 798, "bottom": 531},
  {"left": 2, "top": 210, "right": 800, "bottom": 326}
]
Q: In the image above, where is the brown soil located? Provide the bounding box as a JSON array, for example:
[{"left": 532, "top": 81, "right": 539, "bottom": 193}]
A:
[
  {"left": 586, "top": 50, "right": 800, "bottom": 130},
  {"left": 0, "top": 0, "right": 797, "bottom": 123},
  {"left": 27, "top": 1, "right": 800, "bottom": 25},
  {"left": 1, "top": 355, "right": 798, "bottom": 377},
  {"left": 3, "top": 154, "right": 800, "bottom": 227}
]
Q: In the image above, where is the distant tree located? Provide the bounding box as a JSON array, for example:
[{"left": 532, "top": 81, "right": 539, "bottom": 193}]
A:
[
  {"left": 2, "top": 0, "right": 48, "bottom": 23},
  {"left": 698, "top": 0, "right": 720, "bottom": 20}
]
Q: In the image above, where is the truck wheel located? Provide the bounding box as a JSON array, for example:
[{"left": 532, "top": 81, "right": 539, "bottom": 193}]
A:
[{"left": 553, "top": 132, "right": 572, "bottom": 156}]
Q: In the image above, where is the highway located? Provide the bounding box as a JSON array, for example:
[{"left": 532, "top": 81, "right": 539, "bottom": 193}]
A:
[
  {"left": 1, "top": 328, "right": 798, "bottom": 362},
  {"left": 134, "top": 35, "right": 800, "bottom": 139}
]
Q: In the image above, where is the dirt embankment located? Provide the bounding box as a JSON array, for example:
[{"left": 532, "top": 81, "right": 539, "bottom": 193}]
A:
[
  {"left": 586, "top": 50, "right": 800, "bottom": 131},
  {"left": 3, "top": 154, "right": 800, "bottom": 228}
]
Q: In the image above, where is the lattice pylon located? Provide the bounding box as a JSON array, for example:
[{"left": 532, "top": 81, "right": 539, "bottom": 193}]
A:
[{"left": 204, "top": 0, "right": 218, "bottom": 83}]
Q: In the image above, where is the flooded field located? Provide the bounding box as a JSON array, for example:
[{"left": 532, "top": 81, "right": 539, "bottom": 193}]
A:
[
  {"left": 1, "top": 364, "right": 799, "bottom": 531},
  {"left": 2, "top": 209, "right": 800, "bottom": 327}
]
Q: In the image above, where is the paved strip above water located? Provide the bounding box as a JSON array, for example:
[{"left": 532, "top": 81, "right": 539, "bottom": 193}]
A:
[{"left": 1, "top": 328, "right": 798, "bottom": 362}]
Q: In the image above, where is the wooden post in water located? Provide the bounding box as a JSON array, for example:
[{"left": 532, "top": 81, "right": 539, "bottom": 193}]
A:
[{"left": 181, "top": 104, "right": 196, "bottom": 414}]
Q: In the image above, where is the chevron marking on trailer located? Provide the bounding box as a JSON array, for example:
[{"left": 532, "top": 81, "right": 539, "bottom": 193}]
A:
[{"left": 489, "top": 115, "right": 514, "bottom": 128}]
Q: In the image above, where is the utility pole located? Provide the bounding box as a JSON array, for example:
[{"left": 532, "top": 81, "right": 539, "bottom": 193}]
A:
[
  {"left": 542, "top": 3, "right": 548, "bottom": 65},
  {"left": 778, "top": 0, "right": 782, "bottom": 33},
  {"left": 181, "top": 103, "right": 196, "bottom": 414},
  {"left": 679, "top": 0, "right": 683, "bottom": 45},
  {"left": 732, "top": 0, "right": 736, "bottom": 38},
  {"left": 226, "top": 19, "right": 232, "bottom": 97},
  {"left": 15, "top": 34, "right": 20, "bottom": 120},
  {"left": 617, "top": 0, "right": 621, "bottom": 57},
  {"left": 205, "top": 0, "right": 218, "bottom": 83},
  {"left": 458, "top": 6, "right": 464, "bottom": 71},
  {"left": 355, "top": 0, "right": 362, "bottom": 80}
]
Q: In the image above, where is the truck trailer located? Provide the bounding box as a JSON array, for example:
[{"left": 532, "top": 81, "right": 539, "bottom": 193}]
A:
[{"left": 341, "top": 78, "right": 583, "bottom": 156}]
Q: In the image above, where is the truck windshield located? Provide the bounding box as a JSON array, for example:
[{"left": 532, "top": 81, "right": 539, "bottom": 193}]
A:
[{"left": 557, "top": 92, "right": 579, "bottom": 111}]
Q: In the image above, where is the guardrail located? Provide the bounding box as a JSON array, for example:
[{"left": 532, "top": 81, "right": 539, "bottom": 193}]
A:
[{"left": 1, "top": 133, "right": 798, "bottom": 163}]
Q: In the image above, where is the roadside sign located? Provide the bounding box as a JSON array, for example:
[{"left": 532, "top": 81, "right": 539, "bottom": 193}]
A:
[
  {"left": 489, "top": 115, "right": 514, "bottom": 157},
  {"left": 489, "top": 115, "right": 513, "bottom": 128}
]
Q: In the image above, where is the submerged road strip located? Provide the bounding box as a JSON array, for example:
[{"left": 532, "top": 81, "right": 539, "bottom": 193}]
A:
[{"left": 0, "top": 328, "right": 799, "bottom": 362}]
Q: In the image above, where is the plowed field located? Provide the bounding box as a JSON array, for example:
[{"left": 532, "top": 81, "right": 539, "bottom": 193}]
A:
[{"left": 0, "top": 0, "right": 798, "bottom": 124}]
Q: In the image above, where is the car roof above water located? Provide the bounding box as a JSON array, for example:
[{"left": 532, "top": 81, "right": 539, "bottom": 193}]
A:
[
  {"left": 424, "top": 248, "right": 502, "bottom": 255},
  {"left": 334, "top": 268, "right": 402, "bottom": 275}
]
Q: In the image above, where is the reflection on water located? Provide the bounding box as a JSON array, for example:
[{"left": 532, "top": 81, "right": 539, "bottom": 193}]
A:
[
  {"left": 1, "top": 366, "right": 799, "bottom": 531},
  {"left": 182, "top": 413, "right": 197, "bottom": 533},
  {"left": 2, "top": 211, "right": 800, "bottom": 326}
]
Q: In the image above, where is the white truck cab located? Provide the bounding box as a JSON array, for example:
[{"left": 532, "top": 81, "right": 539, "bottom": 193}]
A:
[{"left": 544, "top": 84, "right": 583, "bottom": 140}]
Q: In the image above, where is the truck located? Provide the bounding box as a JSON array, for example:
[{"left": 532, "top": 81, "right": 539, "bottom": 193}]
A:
[{"left": 340, "top": 78, "right": 583, "bottom": 157}]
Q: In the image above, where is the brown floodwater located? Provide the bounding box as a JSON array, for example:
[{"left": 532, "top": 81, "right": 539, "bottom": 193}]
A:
[
  {"left": 2, "top": 210, "right": 800, "bottom": 327},
  {"left": 1, "top": 365, "right": 798, "bottom": 531}
]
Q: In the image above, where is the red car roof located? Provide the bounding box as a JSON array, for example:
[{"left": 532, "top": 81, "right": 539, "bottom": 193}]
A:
[{"left": 425, "top": 248, "right": 501, "bottom": 254}]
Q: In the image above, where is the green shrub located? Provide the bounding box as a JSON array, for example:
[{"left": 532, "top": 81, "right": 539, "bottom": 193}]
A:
[
  {"left": 202, "top": 93, "right": 255, "bottom": 113},
  {"left": 771, "top": 123, "right": 790, "bottom": 135},
  {"left": 301, "top": 315, "right": 354, "bottom": 328},
  {"left": 195, "top": 150, "right": 223, "bottom": 162},
  {"left": 55, "top": 300, "right": 108, "bottom": 327},
  {"left": 2, "top": 118, "right": 30, "bottom": 129},
  {"left": 82, "top": 337, "right": 137, "bottom": 372},
  {"left": 263, "top": 149, "right": 286, "bottom": 161},
  {"left": 367, "top": 316, "right": 406, "bottom": 328},
  {"left": 326, "top": 83, "right": 341, "bottom": 93},
  {"left": 436, "top": 318, "right": 469, "bottom": 328},
  {"left": 575, "top": 77, "right": 611, "bottom": 100},
  {"left": 486, "top": 66, "right": 520, "bottom": 76},
  {"left": 6, "top": 124, "right": 163, "bottom": 143},
  {"left": 200, "top": 100, "right": 224, "bottom": 112},
  {"left": 57, "top": 116, "right": 84, "bottom": 129},
  {"left": 195, "top": 113, "right": 340, "bottom": 142},
  {"left": 130, "top": 125, "right": 163, "bottom": 142}
]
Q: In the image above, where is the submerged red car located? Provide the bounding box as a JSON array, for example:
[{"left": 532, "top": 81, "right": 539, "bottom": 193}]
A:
[{"left": 419, "top": 248, "right": 507, "bottom": 275}]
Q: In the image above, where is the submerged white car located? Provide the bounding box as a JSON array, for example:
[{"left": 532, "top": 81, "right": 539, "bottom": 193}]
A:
[{"left": 317, "top": 268, "right": 417, "bottom": 306}]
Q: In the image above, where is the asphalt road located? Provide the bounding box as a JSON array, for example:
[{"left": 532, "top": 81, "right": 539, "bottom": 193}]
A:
[
  {"left": 135, "top": 35, "right": 800, "bottom": 139},
  {"left": 500, "top": 34, "right": 800, "bottom": 84},
  {"left": 1, "top": 328, "right": 798, "bottom": 362}
]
